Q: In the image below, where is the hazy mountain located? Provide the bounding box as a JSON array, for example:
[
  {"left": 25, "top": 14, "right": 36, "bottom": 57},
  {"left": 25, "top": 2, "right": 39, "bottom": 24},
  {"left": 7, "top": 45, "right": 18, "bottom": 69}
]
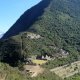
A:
[{"left": 0, "top": 32, "right": 4, "bottom": 38}]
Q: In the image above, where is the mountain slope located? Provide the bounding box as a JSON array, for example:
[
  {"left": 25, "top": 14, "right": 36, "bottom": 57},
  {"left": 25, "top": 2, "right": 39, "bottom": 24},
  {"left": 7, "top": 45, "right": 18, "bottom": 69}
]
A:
[
  {"left": 1, "top": 0, "right": 80, "bottom": 80},
  {"left": 2, "top": 0, "right": 51, "bottom": 39},
  {"left": 2, "top": 0, "right": 80, "bottom": 60}
]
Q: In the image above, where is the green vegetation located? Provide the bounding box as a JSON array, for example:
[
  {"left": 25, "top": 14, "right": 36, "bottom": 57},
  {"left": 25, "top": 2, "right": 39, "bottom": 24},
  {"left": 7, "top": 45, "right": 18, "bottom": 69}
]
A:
[
  {"left": 0, "top": 62, "right": 80, "bottom": 80},
  {"left": 32, "top": 70, "right": 62, "bottom": 80},
  {"left": 1, "top": 0, "right": 80, "bottom": 80},
  {"left": 0, "top": 62, "right": 27, "bottom": 80},
  {"left": 1, "top": 0, "right": 80, "bottom": 65},
  {"left": 65, "top": 74, "right": 80, "bottom": 80}
]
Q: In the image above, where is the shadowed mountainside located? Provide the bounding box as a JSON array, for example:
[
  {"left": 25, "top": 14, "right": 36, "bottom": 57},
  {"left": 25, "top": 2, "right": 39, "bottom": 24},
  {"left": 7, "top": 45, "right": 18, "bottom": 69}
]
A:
[{"left": 2, "top": 0, "right": 51, "bottom": 39}]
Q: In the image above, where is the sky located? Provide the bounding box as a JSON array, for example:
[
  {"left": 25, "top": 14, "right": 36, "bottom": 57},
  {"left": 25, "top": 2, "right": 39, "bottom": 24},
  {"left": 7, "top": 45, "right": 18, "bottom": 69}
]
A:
[{"left": 0, "top": 0, "right": 41, "bottom": 33}]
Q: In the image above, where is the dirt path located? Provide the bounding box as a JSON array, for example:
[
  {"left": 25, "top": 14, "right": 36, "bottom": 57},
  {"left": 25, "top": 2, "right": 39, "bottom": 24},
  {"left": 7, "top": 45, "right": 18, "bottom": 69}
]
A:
[
  {"left": 24, "top": 65, "right": 44, "bottom": 77},
  {"left": 0, "top": 74, "right": 6, "bottom": 80}
]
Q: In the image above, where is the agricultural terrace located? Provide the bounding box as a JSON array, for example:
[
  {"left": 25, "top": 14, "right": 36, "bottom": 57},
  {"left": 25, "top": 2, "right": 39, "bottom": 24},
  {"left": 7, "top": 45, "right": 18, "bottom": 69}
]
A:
[{"left": 50, "top": 61, "right": 80, "bottom": 79}]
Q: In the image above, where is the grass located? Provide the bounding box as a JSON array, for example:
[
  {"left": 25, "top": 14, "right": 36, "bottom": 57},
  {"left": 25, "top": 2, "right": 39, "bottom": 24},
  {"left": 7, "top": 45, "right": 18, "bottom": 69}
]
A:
[
  {"left": 0, "top": 62, "right": 29, "bottom": 80},
  {"left": 32, "top": 60, "right": 47, "bottom": 65}
]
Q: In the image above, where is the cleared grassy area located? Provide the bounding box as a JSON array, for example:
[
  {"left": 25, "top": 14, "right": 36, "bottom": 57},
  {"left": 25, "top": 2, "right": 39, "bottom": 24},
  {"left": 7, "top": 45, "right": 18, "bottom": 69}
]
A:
[{"left": 32, "top": 60, "right": 47, "bottom": 65}]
